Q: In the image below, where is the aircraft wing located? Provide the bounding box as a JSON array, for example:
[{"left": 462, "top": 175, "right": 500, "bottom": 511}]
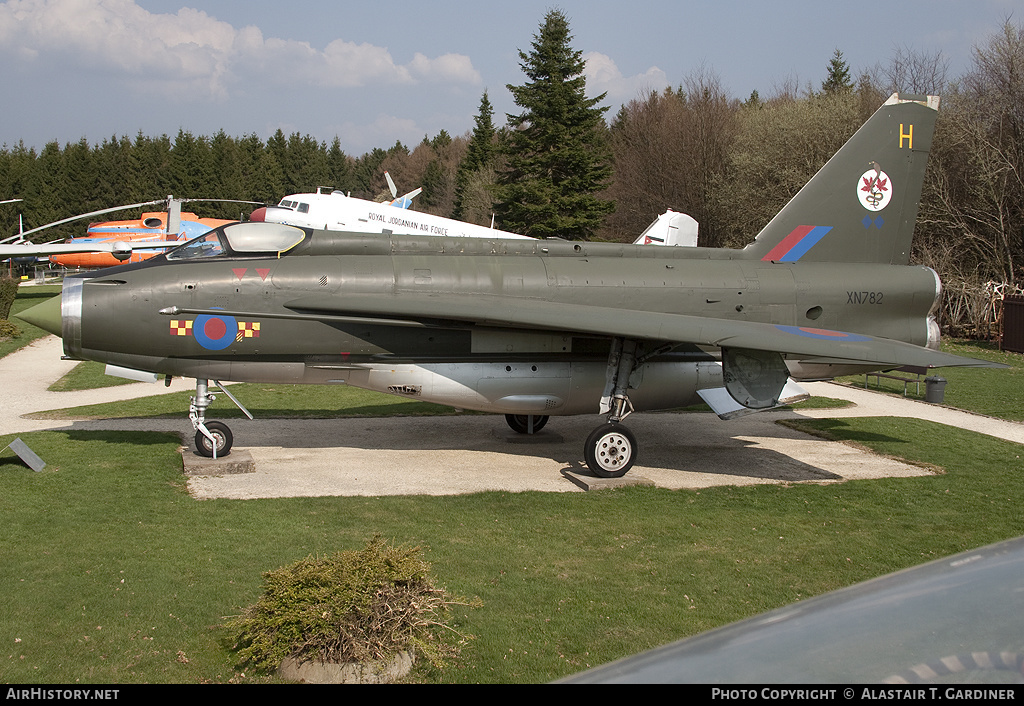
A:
[{"left": 278, "top": 293, "right": 998, "bottom": 370}]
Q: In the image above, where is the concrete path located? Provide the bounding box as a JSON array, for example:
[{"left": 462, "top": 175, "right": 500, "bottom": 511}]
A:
[
  {"left": 2, "top": 334, "right": 1022, "bottom": 498},
  {"left": 0, "top": 335, "right": 196, "bottom": 430}
]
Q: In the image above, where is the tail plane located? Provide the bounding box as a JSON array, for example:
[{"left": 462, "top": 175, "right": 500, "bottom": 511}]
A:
[{"left": 743, "top": 94, "right": 939, "bottom": 266}]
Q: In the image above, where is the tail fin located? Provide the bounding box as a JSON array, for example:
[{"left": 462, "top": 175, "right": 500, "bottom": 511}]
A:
[
  {"left": 633, "top": 210, "right": 699, "bottom": 246},
  {"left": 384, "top": 170, "right": 422, "bottom": 209},
  {"left": 742, "top": 94, "right": 939, "bottom": 265}
]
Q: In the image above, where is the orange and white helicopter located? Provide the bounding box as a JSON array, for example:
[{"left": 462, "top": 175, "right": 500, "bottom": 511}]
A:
[{"left": 0, "top": 197, "right": 256, "bottom": 270}]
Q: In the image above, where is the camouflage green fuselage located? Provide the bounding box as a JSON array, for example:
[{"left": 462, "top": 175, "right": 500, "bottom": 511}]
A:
[{"left": 61, "top": 231, "right": 940, "bottom": 415}]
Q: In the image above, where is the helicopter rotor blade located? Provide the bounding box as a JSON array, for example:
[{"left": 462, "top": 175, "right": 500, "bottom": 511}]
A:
[
  {"left": 177, "top": 198, "right": 263, "bottom": 206},
  {"left": 12, "top": 196, "right": 266, "bottom": 241},
  {"left": 15, "top": 200, "right": 166, "bottom": 240}
]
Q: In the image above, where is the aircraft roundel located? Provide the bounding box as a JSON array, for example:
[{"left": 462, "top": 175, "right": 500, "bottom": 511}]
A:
[
  {"left": 193, "top": 312, "right": 237, "bottom": 350},
  {"left": 857, "top": 169, "right": 892, "bottom": 211}
]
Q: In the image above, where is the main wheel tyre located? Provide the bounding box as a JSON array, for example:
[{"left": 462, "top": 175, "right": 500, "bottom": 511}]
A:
[
  {"left": 195, "top": 421, "right": 233, "bottom": 458},
  {"left": 505, "top": 414, "right": 550, "bottom": 434},
  {"left": 584, "top": 423, "right": 637, "bottom": 478}
]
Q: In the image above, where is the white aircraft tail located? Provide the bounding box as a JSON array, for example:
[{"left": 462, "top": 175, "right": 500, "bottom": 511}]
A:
[
  {"left": 633, "top": 210, "right": 698, "bottom": 247},
  {"left": 384, "top": 171, "right": 422, "bottom": 209}
]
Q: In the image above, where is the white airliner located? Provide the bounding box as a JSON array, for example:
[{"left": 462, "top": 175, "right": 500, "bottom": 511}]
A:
[
  {"left": 249, "top": 186, "right": 533, "bottom": 240},
  {"left": 250, "top": 179, "right": 698, "bottom": 246}
]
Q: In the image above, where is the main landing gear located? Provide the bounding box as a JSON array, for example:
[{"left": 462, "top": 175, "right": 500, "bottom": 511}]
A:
[
  {"left": 583, "top": 337, "right": 666, "bottom": 478},
  {"left": 584, "top": 424, "right": 637, "bottom": 478},
  {"left": 189, "top": 378, "right": 252, "bottom": 459},
  {"left": 505, "top": 411, "right": 637, "bottom": 478},
  {"left": 503, "top": 339, "right": 658, "bottom": 478},
  {"left": 579, "top": 338, "right": 639, "bottom": 477}
]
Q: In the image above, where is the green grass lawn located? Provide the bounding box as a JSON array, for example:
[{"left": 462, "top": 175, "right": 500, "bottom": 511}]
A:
[
  {"left": 4, "top": 285, "right": 1024, "bottom": 683},
  {"left": 841, "top": 339, "right": 1024, "bottom": 419},
  {"left": 47, "top": 361, "right": 136, "bottom": 391},
  {"left": 2, "top": 419, "right": 1022, "bottom": 684},
  {"left": 30, "top": 381, "right": 470, "bottom": 420},
  {"left": 0, "top": 284, "right": 61, "bottom": 359}
]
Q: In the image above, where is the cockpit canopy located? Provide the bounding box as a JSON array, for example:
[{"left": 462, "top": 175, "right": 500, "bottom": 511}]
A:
[{"left": 166, "top": 222, "right": 308, "bottom": 260}]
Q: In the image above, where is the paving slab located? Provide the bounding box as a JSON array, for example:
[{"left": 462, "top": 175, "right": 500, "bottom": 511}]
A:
[{"left": 4, "top": 334, "right": 1023, "bottom": 499}]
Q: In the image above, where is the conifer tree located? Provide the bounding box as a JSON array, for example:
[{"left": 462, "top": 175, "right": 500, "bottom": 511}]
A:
[
  {"left": 238, "top": 133, "right": 283, "bottom": 205},
  {"left": 494, "top": 10, "right": 614, "bottom": 239},
  {"left": 28, "top": 142, "right": 67, "bottom": 234},
  {"left": 130, "top": 132, "right": 173, "bottom": 202},
  {"left": 0, "top": 142, "right": 34, "bottom": 239},
  {"left": 453, "top": 91, "right": 497, "bottom": 220},
  {"left": 94, "top": 135, "right": 132, "bottom": 209},
  {"left": 169, "top": 129, "right": 213, "bottom": 200},
  {"left": 326, "top": 137, "right": 354, "bottom": 194},
  {"left": 353, "top": 147, "right": 387, "bottom": 199},
  {"left": 821, "top": 49, "right": 854, "bottom": 94}
]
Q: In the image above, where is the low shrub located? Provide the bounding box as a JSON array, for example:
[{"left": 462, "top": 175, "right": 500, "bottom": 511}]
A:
[
  {"left": 0, "top": 275, "right": 18, "bottom": 320},
  {"left": 0, "top": 319, "right": 21, "bottom": 341},
  {"left": 227, "top": 536, "right": 476, "bottom": 675}
]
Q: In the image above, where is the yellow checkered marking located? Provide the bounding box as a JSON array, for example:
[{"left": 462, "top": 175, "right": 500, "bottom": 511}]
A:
[
  {"left": 237, "top": 321, "right": 261, "bottom": 338},
  {"left": 170, "top": 319, "right": 193, "bottom": 336}
]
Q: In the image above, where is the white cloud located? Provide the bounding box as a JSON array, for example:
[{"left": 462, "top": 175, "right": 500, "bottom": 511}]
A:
[
  {"left": 0, "top": 0, "right": 236, "bottom": 90},
  {"left": 321, "top": 39, "right": 414, "bottom": 87},
  {"left": 0, "top": 0, "right": 480, "bottom": 99},
  {"left": 583, "top": 51, "right": 669, "bottom": 104},
  {"left": 409, "top": 52, "right": 482, "bottom": 84}
]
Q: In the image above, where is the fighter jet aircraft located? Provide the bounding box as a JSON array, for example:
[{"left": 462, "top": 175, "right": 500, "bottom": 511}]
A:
[{"left": 17, "top": 94, "right": 1000, "bottom": 474}]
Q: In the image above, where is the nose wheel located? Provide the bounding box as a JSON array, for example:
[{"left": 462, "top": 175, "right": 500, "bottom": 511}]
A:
[
  {"left": 195, "top": 420, "right": 233, "bottom": 458},
  {"left": 189, "top": 378, "right": 251, "bottom": 458}
]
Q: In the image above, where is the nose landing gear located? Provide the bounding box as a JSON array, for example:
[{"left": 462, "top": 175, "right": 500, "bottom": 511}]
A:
[
  {"left": 195, "top": 420, "right": 233, "bottom": 458},
  {"left": 189, "top": 378, "right": 252, "bottom": 458}
]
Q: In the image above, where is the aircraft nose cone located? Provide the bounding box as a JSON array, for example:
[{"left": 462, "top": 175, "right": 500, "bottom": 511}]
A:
[
  {"left": 16, "top": 293, "right": 62, "bottom": 337},
  {"left": 249, "top": 207, "right": 266, "bottom": 222}
]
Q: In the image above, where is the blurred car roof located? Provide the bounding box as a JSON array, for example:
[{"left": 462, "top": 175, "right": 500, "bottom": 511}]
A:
[{"left": 561, "top": 536, "right": 1024, "bottom": 684}]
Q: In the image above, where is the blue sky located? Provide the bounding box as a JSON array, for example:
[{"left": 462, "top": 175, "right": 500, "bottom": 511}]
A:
[{"left": 0, "top": 0, "right": 1019, "bottom": 157}]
